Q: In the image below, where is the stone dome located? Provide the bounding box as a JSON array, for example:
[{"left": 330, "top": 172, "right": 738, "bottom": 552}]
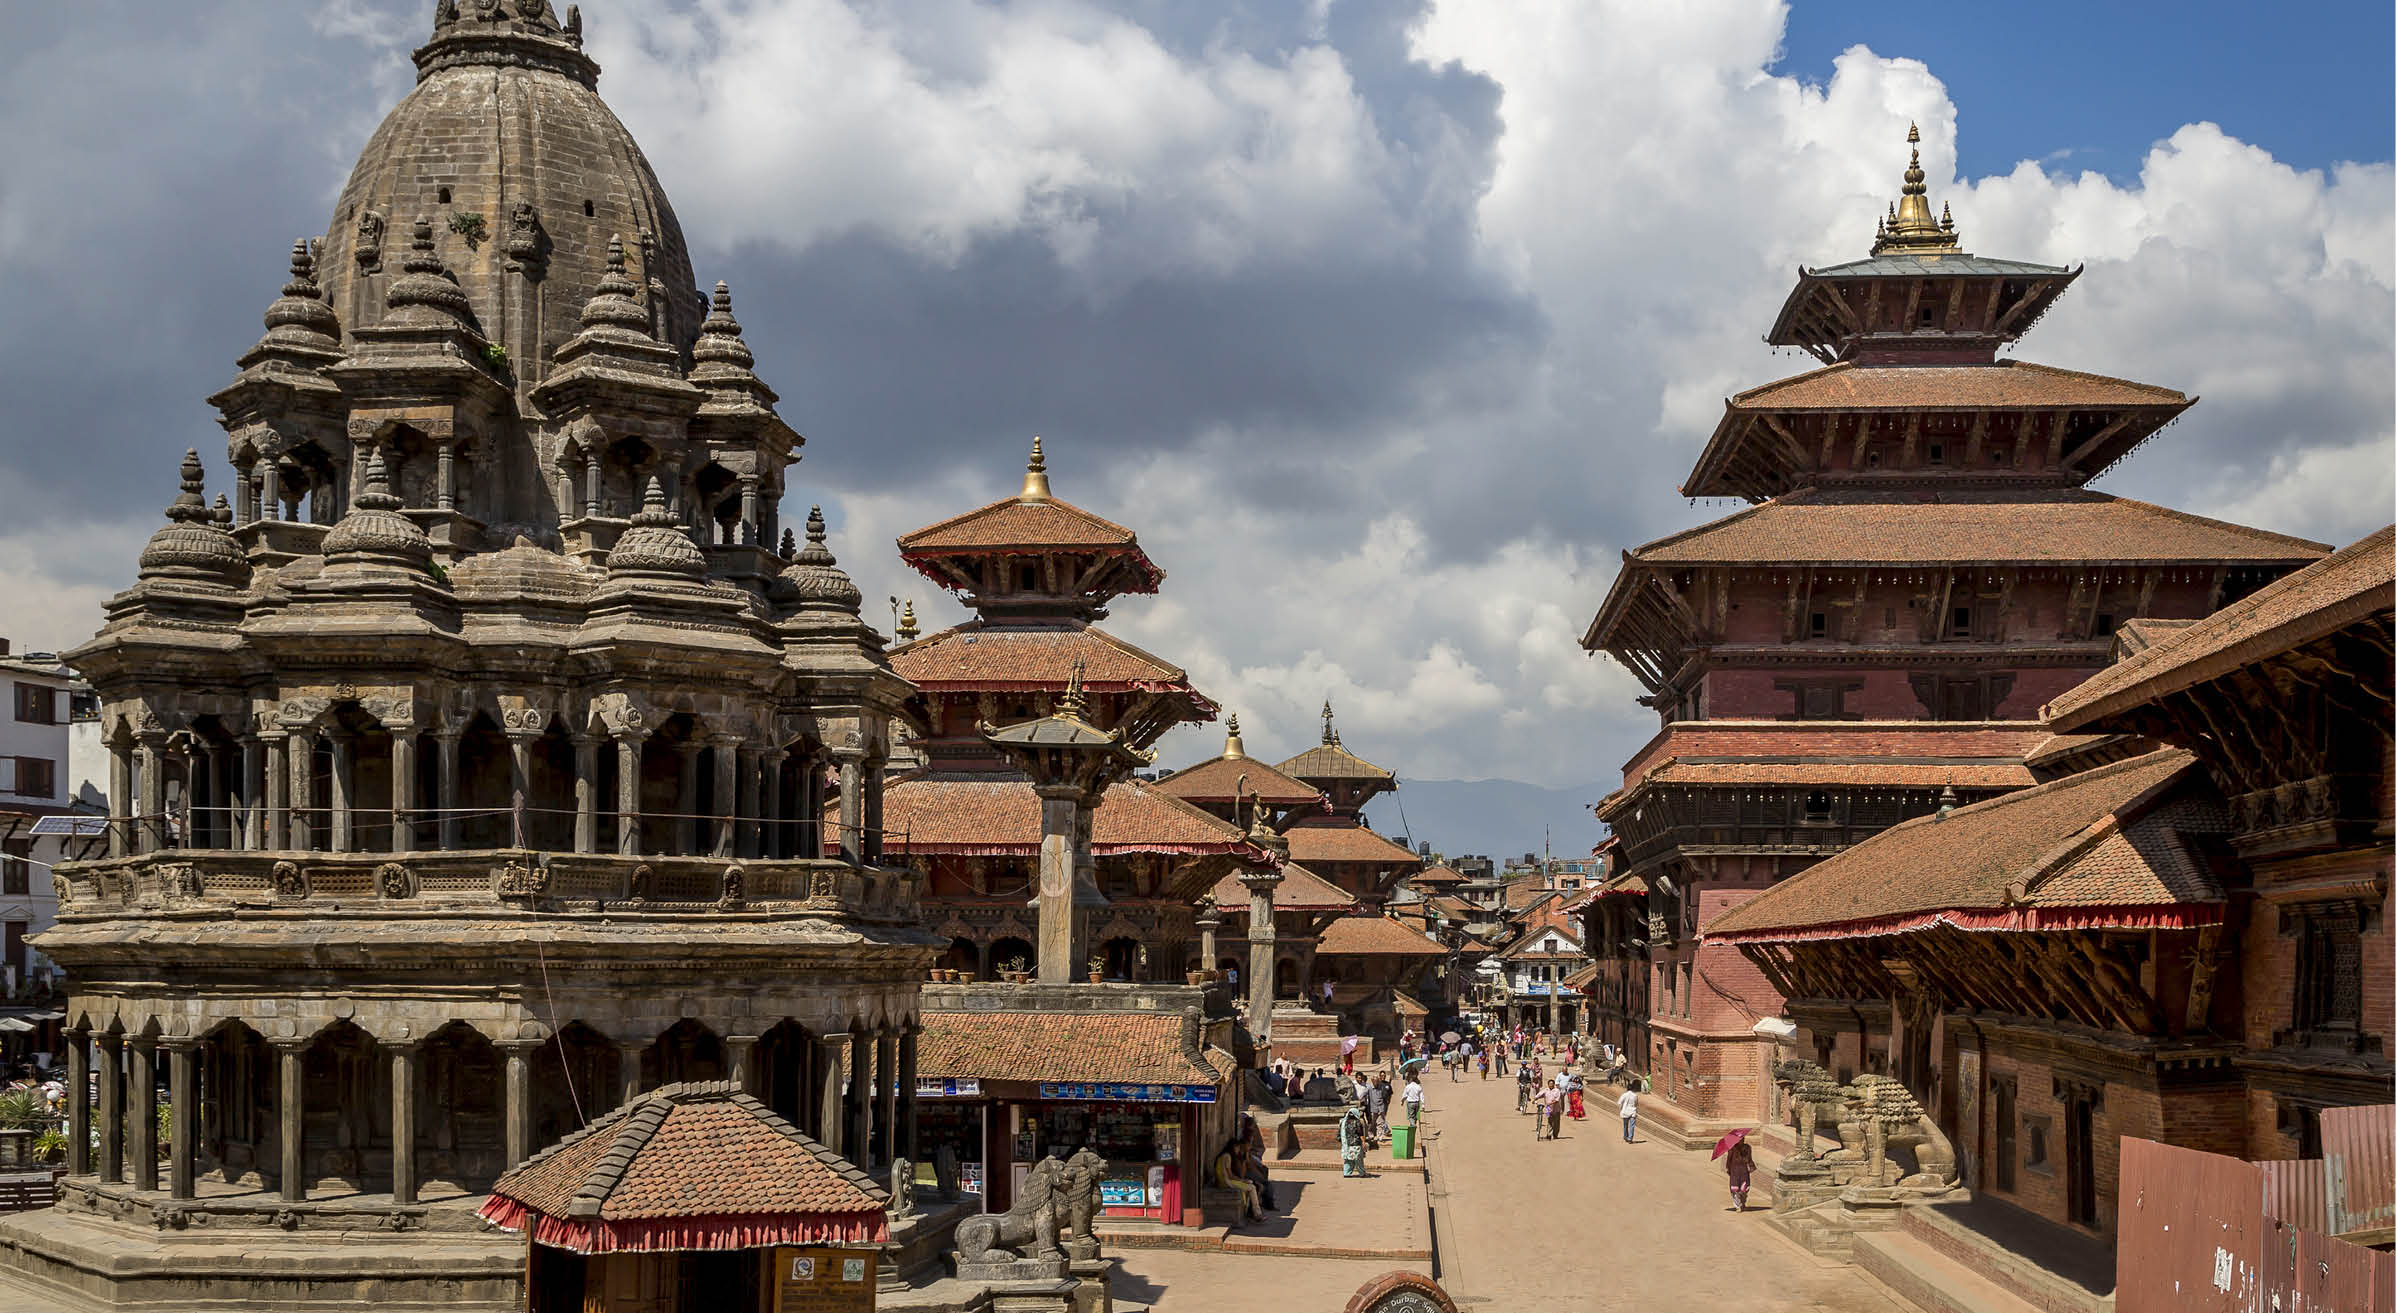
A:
[
  {"left": 781, "top": 506, "right": 864, "bottom": 612},
  {"left": 138, "top": 451, "right": 246, "bottom": 583},
  {"left": 311, "top": 1, "right": 703, "bottom": 386},
  {"left": 607, "top": 478, "right": 708, "bottom": 579},
  {"left": 323, "top": 450, "right": 435, "bottom": 570}
]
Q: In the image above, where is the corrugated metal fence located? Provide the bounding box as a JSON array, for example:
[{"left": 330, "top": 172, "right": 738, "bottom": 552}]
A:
[{"left": 2119, "top": 1134, "right": 2393, "bottom": 1313}]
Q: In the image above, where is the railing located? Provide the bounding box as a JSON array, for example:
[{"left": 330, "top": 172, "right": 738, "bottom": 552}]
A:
[{"left": 53, "top": 848, "right": 923, "bottom": 924}]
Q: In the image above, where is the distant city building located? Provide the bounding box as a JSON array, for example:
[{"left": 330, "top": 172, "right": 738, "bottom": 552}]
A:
[{"left": 0, "top": 644, "right": 100, "bottom": 994}]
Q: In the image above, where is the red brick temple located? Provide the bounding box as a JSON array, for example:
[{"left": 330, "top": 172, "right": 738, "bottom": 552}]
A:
[
  {"left": 879, "top": 440, "right": 1273, "bottom": 982},
  {"left": 1580, "top": 127, "right": 2330, "bottom": 1148}
]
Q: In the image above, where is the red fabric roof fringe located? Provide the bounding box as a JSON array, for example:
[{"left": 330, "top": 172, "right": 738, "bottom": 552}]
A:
[
  {"left": 900, "top": 841, "right": 1258, "bottom": 857},
  {"left": 477, "top": 1194, "right": 890, "bottom": 1255},
  {"left": 1706, "top": 901, "right": 2227, "bottom": 946}
]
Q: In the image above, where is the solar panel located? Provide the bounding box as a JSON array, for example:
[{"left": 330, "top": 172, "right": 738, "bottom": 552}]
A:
[{"left": 26, "top": 815, "right": 107, "bottom": 837}]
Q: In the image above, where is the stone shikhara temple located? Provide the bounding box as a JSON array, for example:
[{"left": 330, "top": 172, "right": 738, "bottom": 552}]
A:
[
  {"left": 1581, "top": 126, "right": 2331, "bottom": 1149},
  {"left": 1, "top": 5, "right": 936, "bottom": 1308}
]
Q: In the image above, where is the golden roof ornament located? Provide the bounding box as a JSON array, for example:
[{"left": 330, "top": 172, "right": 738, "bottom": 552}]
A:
[
  {"left": 1869, "top": 123, "right": 1962, "bottom": 256},
  {"left": 1223, "top": 713, "right": 1246, "bottom": 760},
  {"left": 895, "top": 599, "right": 919, "bottom": 642},
  {"left": 1020, "top": 436, "right": 1052, "bottom": 501}
]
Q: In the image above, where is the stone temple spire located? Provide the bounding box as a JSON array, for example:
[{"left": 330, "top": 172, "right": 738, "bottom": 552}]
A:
[
  {"left": 781, "top": 506, "right": 863, "bottom": 614},
  {"left": 690, "top": 279, "right": 778, "bottom": 407},
  {"left": 1870, "top": 123, "right": 1962, "bottom": 256},
  {"left": 383, "top": 218, "right": 480, "bottom": 331},
  {"left": 322, "top": 447, "right": 433, "bottom": 571},
  {"left": 136, "top": 450, "right": 245, "bottom": 583},
  {"left": 606, "top": 477, "right": 707, "bottom": 580},
  {"left": 237, "top": 238, "right": 342, "bottom": 372}
]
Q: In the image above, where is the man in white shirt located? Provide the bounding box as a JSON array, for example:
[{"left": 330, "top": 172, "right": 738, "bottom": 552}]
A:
[
  {"left": 1403, "top": 1078, "right": 1425, "bottom": 1125},
  {"left": 1618, "top": 1085, "right": 1639, "bottom": 1143}
]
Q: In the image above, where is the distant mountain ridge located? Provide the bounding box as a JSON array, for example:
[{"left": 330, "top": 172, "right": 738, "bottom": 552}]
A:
[{"left": 1360, "top": 777, "right": 1608, "bottom": 866}]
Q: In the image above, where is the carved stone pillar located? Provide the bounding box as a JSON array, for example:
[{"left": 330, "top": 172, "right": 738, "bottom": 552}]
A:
[
  {"left": 711, "top": 736, "right": 740, "bottom": 858},
  {"left": 896, "top": 1024, "right": 919, "bottom": 1162},
  {"left": 65, "top": 1028, "right": 90, "bottom": 1176},
  {"left": 262, "top": 732, "right": 288, "bottom": 850},
  {"left": 725, "top": 1035, "right": 759, "bottom": 1095},
  {"left": 759, "top": 754, "right": 783, "bottom": 860},
  {"left": 258, "top": 460, "right": 281, "bottom": 521},
  {"left": 616, "top": 1040, "right": 644, "bottom": 1106},
  {"left": 836, "top": 753, "right": 865, "bottom": 865},
  {"left": 570, "top": 735, "right": 597, "bottom": 854},
  {"left": 165, "top": 1039, "right": 198, "bottom": 1200},
  {"left": 288, "top": 730, "right": 315, "bottom": 852},
  {"left": 815, "top": 1034, "right": 850, "bottom": 1156},
  {"left": 274, "top": 1038, "right": 306, "bottom": 1201},
  {"left": 135, "top": 736, "right": 166, "bottom": 854},
  {"left": 96, "top": 1033, "right": 123, "bottom": 1183},
  {"left": 1195, "top": 900, "right": 1221, "bottom": 974},
  {"left": 1243, "top": 870, "right": 1282, "bottom": 1043},
  {"left": 581, "top": 455, "right": 601, "bottom": 519},
  {"left": 506, "top": 734, "right": 535, "bottom": 849},
  {"left": 204, "top": 740, "right": 233, "bottom": 849},
  {"left": 615, "top": 734, "right": 647, "bottom": 855},
  {"left": 874, "top": 1029, "right": 899, "bottom": 1169},
  {"left": 435, "top": 443, "right": 455, "bottom": 511},
  {"left": 1035, "top": 784, "right": 1080, "bottom": 986},
  {"left": 735, "top": 746, "right": 761, "bottom": 859},
  {"left": 326, "top": 730, "right": 354, "bottom": 853},
  {"left": 389, "top": 729, "right": 416, "bottom": 853},
  {"left": 240, "top": 735, "right": 264, "bottom": 850},
  {"left": 127, "top": 1036, "right": 159, "bottom": 1192},
  {"left": 434, "top": 730, "right": 462, "bottom": 850},
  {"left": 848, "top": 1031, "right": 873, "bottom": 1169},
  {"left": 388, "top": 1041, "right": 421, "bottom": 1205},
  {"left": 501, "top": 1041, "right": 536, "bottom": 1168},
  {"left": 864, "top": 757, "right": 887, "bottom": 864},
  {"left": 107, "top": 738, "right": 133, "bottom": 858}
]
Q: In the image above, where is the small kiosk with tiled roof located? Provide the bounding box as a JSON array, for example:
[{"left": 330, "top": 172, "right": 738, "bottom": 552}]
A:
[
  {"left": 1580, "top": 124, "right": 2330, "bottom": 1144},
  {"left": 481, "top": 1081, "right": 889, "bottom": 1313}
]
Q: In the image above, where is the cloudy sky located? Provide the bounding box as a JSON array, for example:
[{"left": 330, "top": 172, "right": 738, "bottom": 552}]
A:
[{"left": 1, "top": 1, "right": 2388, "bottom": 837}]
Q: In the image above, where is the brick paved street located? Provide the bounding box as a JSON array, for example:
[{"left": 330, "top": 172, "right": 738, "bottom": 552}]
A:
[{"left": 1114, "top": 1071, "right": 1905, "bottom": 1311}]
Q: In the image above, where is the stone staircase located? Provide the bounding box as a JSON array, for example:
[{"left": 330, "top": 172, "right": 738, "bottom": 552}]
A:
[{"left": 1263, "top": 1007, "right": 1369, "bottom": 1066}]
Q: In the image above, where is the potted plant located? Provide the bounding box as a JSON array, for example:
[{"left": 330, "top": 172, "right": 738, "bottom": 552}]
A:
[
  {"left": 1186, "top": 969, "right": 1208, "bottom": 986},
  {"left": 1087, "top": 954, "right": 1105, "bottom": 984},
  {"left": 1001, "top": 957, "right": 1030, "bottom": 984}
]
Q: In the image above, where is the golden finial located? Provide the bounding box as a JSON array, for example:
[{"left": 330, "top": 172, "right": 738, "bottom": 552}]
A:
[
  {"left": 1321, "top": 698, "right": 1335, "bottom": 745},
  {"left": 1871, "top": 122, "right": 1960, "bottom": 256},
  {"left": 896, "top": 599, "right": 918, "bottom": 642},
  {"left": 1059, "top": 657, "right": 1088, "bottom": 720},
  {"left": 1224, "top": 713, "right": 1246, "bottom": 760},
  {"left": 1020, "top": 436, "right": 1051, "bottom": 501}
]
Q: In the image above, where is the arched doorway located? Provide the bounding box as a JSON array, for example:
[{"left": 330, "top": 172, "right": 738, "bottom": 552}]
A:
[
  {"left": 421, "top": 1022, "right": 505, "bottom": 1192},
  {"left": 1102, "top": 937, "right": 1142, "bottom": 982},
  {"left": 645, "top": 1019, "right": 726, "bottom": 1086},
  {"left": 301, "top": 1020, "right": 385, "bottom": 1193},
  {"left": 530, "top": 1024, "right": 619, "bottom": 1150},
  {"left": 989, "top": 938, "right": 1034, "bottom": 978}
]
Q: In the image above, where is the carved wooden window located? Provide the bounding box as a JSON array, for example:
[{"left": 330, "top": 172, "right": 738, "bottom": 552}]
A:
[
  {"left": 1808, "top": 611, "right": 1827, "bottom": 638},
  {"left": 1777, "top": 678, "right": 1863, "bottom": 721},
  {"left": 1801, "top": 792, "right": 1833, "bottom": 824},
  {"left": 2289, "top": 902, "right": 2365, "bottom": 1043}
]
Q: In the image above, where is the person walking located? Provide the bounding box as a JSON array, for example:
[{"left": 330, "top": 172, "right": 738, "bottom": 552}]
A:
[
  {"left": 1618, "top": 1084, "right": 1639, "bottom": 1143},
  {"left": 1724, "top": 1135, "right": 1756, "bottom": 1211},
  {"left": 1492, "top": 1043, "right": 1507, "bottom": 1077},
  {"left": 1339, "top": 1105, "right": 1368, "bottom": 1178},
  {"left": 1516, "top": 1060, "right": 1534, "bottom": 1113},
  {"left": 1476, "top": 1048, "right": 1490, "bottom": 1080},
  {"left": 1403, "top": 1074, "right": 1425, "bottom": 1126},
  {"left": 1364, "top": 1075, "right": 1389, "bottom": 1144}
]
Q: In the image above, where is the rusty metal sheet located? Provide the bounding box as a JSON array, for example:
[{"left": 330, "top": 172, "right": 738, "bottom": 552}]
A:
[
  {"left": 2264, "top": 1156, "right": 2330, "bottom": 1234},
  {"left": 2259, "top": 1215, "right": 2395, "bottom": 1313},
  {"left": 2117, "top": 1136, "right": 2266, "bottom": 1313},
  {"left": 2319, "top": 1102, "right": 2395, "bottom": 1239}
]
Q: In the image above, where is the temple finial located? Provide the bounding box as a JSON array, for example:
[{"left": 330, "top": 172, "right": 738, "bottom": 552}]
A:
[
  {"left": 1021, "top": 436, "right": 1051, "bottom": 500},
  {"left": 166, "top": 448, "right": 209, "bottom": 522},
  {"left": 896, "top": 599, "right": 919, "bottom": 642},
  {"left": 357, "top": 447, "right": 400, "bottom": 511},
  {"left": 1224, "top": 713, "right": 1246, "bottom": 760},
  {"left": 1870, "top": 122, "right": 1960, "bottom": 255},
  {"left": 1059, "top": 658, "right": 1088, "bottom": 721},
  {"left": 1321, "top": 698, "right": 1335, "bottom": 745}
]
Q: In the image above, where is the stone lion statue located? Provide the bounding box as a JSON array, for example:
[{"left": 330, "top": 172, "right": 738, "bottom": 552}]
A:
[
  {"left": 1772, "top": 1057, "right": 1851, "bottom": 1162},
  {"left": 1060, "top": 1146, "right": 1106, "bottom": 1245},
  {"left": 954, "top": 1155, "right": 1063, "bottom": 1264},
  {"left": 1841, "top": 1073, "right": 1957, "bottom": 1188}
]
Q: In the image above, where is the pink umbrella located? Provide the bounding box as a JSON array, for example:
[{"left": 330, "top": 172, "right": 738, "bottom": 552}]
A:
[
  {"left": 1710, "top": 1127, "right": 1752, "bottom": 1161},
  {"left": 1340, "top": 1037, "right": 1360, "bottom": 1054}
]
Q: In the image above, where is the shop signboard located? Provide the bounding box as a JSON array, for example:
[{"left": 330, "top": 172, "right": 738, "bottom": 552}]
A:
[
  {"left": 1098, "top": 1178, "right": 1146, "bottom": 1207},
  {"left": 770, "top": 1247, "right": 876, "bottom": 1313},
  {"left": 1036, "top": 1082, "right": 1216, "bottom": 1104},
  {"left": 914, "top": 1077, "right": 980, "bottom": 1098}
]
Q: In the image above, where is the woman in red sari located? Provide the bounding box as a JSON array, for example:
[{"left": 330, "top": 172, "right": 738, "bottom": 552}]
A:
[{"left": 1566, "top": 1076, "right": 1586, "bottom": 1121}]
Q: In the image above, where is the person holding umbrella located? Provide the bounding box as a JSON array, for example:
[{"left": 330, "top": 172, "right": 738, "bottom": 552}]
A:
[{"left": 1713, "top": 1128, "right": 1758, "bottom": 1210}]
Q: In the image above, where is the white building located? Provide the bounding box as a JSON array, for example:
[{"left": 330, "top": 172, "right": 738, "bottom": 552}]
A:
[{"left": 0, "top": 644, "right": 101, "bottom": 994}]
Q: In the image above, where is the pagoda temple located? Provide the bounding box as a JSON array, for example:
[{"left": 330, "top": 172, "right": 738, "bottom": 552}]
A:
[
  {"left": 1579, "top": 126, "right": 2331, "bottom": 1149},
  {"left": 881, "top": 441, "right": 1276, "bottom": 985}
]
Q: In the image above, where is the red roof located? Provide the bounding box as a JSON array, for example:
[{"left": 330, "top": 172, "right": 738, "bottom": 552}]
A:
[
  {"left": 480, "top": 1082, "right": 887, "bottom": 1254},
  {"left": 1726, "top": 359, "right": 2189, "bottom": 413},
  {"left": 1151, "top": 754, "right": 1325, "bottom": 807},
  {"left": 881, "top": 775, "right": 1274, "bottom": 863},
  {"left": 1315, "top": 913, "right": 1449, "bottom": 957},
  {"left": 1283, "top": 822, "right": 1421, "bottom": 868},
  {"left": 897, "top": 494, "right": 1162, "bottom": 592},
  {"left": 2046, "top": 525, "right": 2395, "bottom": 729},
  {"left": 1703, "top": 749, "right": 2226, "bottom": 943},
  {"left": 917, "top": 1009, "right": 1219, "bottom": 1086},
  {"left": 1208, "top": 860, "right": 1356, "bottom": 912},
  {"left": 891, "top": 622, "right": 1200, "bottom": 694}
]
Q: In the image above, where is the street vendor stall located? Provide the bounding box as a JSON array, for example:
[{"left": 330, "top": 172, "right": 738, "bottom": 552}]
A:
[
  {"left": 916, "top": 1008, "right": 1235, "bottom": 1227},
  {"left": 480, "top": 1080, "right": 890, "bottom": 1313}
]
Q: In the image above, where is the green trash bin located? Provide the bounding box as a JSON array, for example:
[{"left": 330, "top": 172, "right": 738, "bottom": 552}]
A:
[{"left": 1392, "top": 1124, "right": 1416, "bottom": 1159}]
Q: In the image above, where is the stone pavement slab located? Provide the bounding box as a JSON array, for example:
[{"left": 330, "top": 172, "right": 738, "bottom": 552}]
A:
[
  {"left": 1419, "top": 1070, "right": 1903, "bottom": 1311},
  {"left": 1108, "top": 1249, "right": 1430, "bottom": 1313}
]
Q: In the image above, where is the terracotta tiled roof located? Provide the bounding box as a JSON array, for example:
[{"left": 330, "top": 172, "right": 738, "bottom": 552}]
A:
[
  {"left": 881, "top": 775, "right": 1274, "bottom": 862},
  {"left": 1634, "top": 760, "right": 2036, "bottom": 790},
  {"left": 891, "top": 622, "right": 1198, "bottom": 692},
  {"left": 901, "top": 494, "right": 1140, "bottom": 551},
  {"left": 1316, "top": 913, "right": 1450, "bottom": 957},
  {"left": 1209, "top": 860, "right": 1356, "bottom": 912},
  {"left": 1562, "top": 962, "right": 1601, "bottom": 991},
  {"left": 1409, "top": 865, "right": 1466, "bottom": 886},
  {"left": 1726, "top": 360, "right": 2189, "bottom": 413},
  {"left": 482, "top": 1082, "right": 886, "bottom": 1251},
  {"left": 1283, "top": 823, "right": 1422, "bottom": 868},
  {"left": 1276, "top": 741, "right": 1396, "bottom": 781},
  {"left": 1622, "top": 488, "right": 2330, "bottom": 567},
  {"left": 1615, "top": 720, "right": 2055, "bottom": 789},
  {"left": 2046, "top": 525, "right": 2395, "bottom": 730},
  {"left": 1151, "top": 754, "right": 1325, "bottom": 807},
  {"left": 1703, "top": 749, "right": 2226, "bottom": 942},
  {"left": 1504, "top": 880, "right": 1560, "bottom": 912},
  {"left": 1427, "top": 894, "right": 1475, "bottom": 917},
  {"left": 916, "top": 1009, "right": 1219, "bottom": 1086}
]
